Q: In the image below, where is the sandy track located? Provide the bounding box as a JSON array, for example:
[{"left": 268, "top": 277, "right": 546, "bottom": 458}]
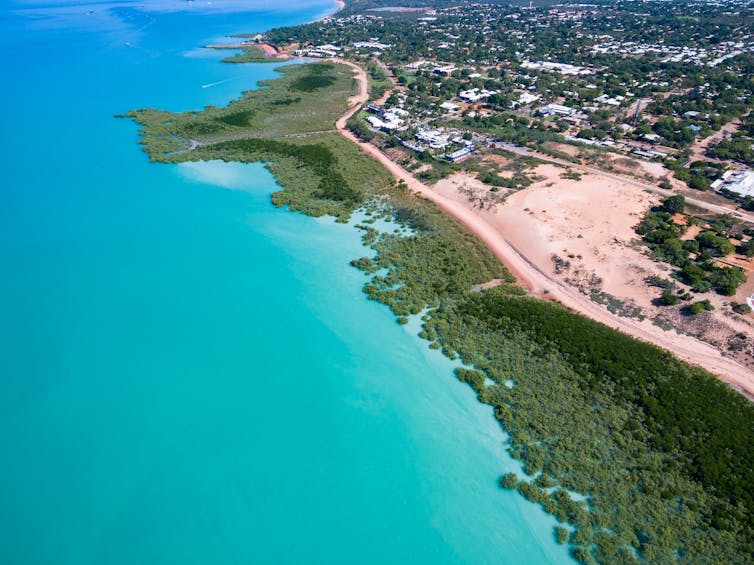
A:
[
  {"left": 333, "top": 63, "right": 754, "bottom": 399},
  {"left": 331, "top": 59, "right": 368, "bottom": 125}
]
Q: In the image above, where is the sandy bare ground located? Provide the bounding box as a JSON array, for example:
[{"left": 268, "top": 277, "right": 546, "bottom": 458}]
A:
[
  {"left": 603, "top": 154, "right": 667, "bottom": 179},
  {"left": 443, "top": 171, "right": 754, "bottom": 397},
  {"left": 331, "top": 63, "right": 754, "bottom": 398},
  {"left": 256, "top": 43, "right": 288, "bottom": 58},
  {"left": 470, "top": 165, "right": 660, "bottom": 305},
  {"left": 500, "top": 144, "right": 754, "bottom": 224}
]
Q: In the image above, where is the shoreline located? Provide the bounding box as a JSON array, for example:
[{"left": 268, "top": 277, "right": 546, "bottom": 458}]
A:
[
  {"left": 125, "top": 7, "right": 754, "bottom": 555},
  {"left": 332, "top": 63, "right": 754, "bottom": 399},
  {"left": 325, "top": 0, "right": 346, "bottom": 20},
  {"left": 206, "top": 0, "right": 345, "bottom": 59}
]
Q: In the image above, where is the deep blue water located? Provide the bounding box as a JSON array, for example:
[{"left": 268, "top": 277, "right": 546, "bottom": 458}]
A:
[{"left": 0, "top": 1, "right": 572, "bottom": 563}]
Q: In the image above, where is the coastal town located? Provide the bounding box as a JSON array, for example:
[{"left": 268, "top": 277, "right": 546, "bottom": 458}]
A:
[
  {"left": 215, "top": 0, "right": 754, "bottom": 380},
  {"left": 6, "top": 1, "right": 754, "bottom": 565}
]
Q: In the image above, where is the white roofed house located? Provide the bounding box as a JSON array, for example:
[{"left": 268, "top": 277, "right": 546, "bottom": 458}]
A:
[
  {"left": 416, "top": 128, "right": 452, "bottom": 150},
  {"left": 366, "top": 116, "right": 387, "bottom": 129},
  {"left": 405, "top": 60, "right": 430, "bottom": 70},
  {"left": 353, "top": 41, "right": 392, "bottom": 51},
  {"left": 539, "top": 103, "right": 576, "bottom": 117},
  {"left": 715, "top": 170, "right": 754, "bottom": 198},
  {"left": 512, "top": 92, "right": 540, "bottom": 108},
  {"left": 433, "top": 65, "right": 457, "bottom": 76},
  {"left": 295, "top": 45, "right": 340, "bottom": 58},
  {"left": 594, "top": 94, "right": 625, "bottom": 107},
  {"left": 445, "top": 146, "right": 476, "bottom": 162},
  {"left": 365, "top": 107, "right": 406, "bottom": 132},
  {"left": 458, "top": 88, "right": 497, "bottom": 103},
  {"left": 440, "top": 101, "right": 461, "bottom": 113},
  {"left": 521, "top": 60, "right": 592, "bottom": 76}
]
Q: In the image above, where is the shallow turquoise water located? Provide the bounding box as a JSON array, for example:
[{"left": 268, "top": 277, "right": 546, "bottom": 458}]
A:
[{"left": 0, "top": 2, "right": 572, "bottom": 563}]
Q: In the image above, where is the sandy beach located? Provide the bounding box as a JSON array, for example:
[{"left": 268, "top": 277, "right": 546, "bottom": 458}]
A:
[{"left": 318, "top": 0, "right": 346, "bottom": 21}]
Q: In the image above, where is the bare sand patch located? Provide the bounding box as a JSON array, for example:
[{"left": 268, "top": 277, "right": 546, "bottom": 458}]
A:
[
  {"left": 545, "top": 142, "right": 580, "bottom": 158},
  {"left": 493, "top": 164, "right": 662, "bottom": 307},
  {"left": 426, "top": 163, "right": 754, "bottom": 396},
  {"left": 605, "top": 155, "right": 667, "bottom": 179},
  {"left": 434, "top": 172, "right": 509, "bottom": 210}
]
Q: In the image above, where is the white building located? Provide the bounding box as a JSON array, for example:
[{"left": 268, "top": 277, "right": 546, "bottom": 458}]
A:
[
  {"left": 445, "top": 146, "right": 475, "bottom": 162},
  {"left": 539, "top": 103, "right": 576, "bottom": 117},
  {"left": 715, "top": 170, "right": 754, "bottom": 198},
  {"left": 433, "top": 65, "right": 457, "bottom": 76},
  {"left": 594, "top": 94, "right": 625, "bottom": 107},
  {"left": 353, "top": 41, "right": 392, "bottom": 50},
  {"left": 416, "top": 129, "right": 451, "bottom": 149},
  {"left": 366, "top": 108, "right": 406, "bottom": 131},
  {"left": 440, "top": 101, "right": 461, "bottom": 112},
  {"left": 458, "top": 88, "right": 496, "bottom": 103},
  {"left": 522, "top": 60, "right": 592, "bottom": 76},
  {"left": 512, "top": 92, "right": 540, "bottom": 107},
  {"left": 295, "top": 46, "right": 339, "bottom": 58}
]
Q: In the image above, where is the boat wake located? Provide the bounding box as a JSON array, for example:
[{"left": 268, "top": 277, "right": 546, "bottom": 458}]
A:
[{"left": 201, "top": 79, "right": 229, "bottom": 89}]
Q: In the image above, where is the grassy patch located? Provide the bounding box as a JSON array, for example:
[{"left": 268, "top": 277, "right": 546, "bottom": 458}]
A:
[
  {"left": 214, "top": 110, "right": 255, "bottom": 127},
  {"left": 290, "top": 63, "right": 338, "bottom": 92}
]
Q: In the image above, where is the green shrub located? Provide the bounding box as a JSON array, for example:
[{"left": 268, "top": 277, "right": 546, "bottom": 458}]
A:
[
  {"left": 555, "top": 526, "right": 570, "bottom": 545},
  {"left": 660, "top": 291, "right": 679, "bottom": 305},
  {"left": 499, "top": 472, "right": 519, "bottom": 489}
]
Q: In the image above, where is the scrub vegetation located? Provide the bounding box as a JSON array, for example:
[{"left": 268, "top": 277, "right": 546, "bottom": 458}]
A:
[
  {"left": 637, "top": 195, "right": 749, "bottom": 297},
  {"left": 126, "top": 63, "right": 387, "bottom": 219},
  {"left": 127, "top": 60, "right": 754, "bottom": 564},
  {"left": 219, "top": 45, "right": 285, "bottom": 64}
]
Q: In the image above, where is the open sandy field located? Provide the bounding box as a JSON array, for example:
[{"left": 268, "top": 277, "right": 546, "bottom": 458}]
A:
[{"left": 432, "top": 165, "right": 754, "bottom": 397}]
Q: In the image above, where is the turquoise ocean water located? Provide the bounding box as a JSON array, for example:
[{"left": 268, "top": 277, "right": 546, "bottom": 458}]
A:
[{"left": 0, "top": 1, "right": 572, "bottom": 563}]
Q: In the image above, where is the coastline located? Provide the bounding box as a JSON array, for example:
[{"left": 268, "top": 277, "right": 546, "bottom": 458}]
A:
[
  {"left": 197, "top": 0, "right": 753, "bottom": 398},
  {"left": 328, "top": 0, "right": 346, "bottom": 19},
  {"left": 124, "top": 3, "right": 754, "bottom": 560},
  {"left": 206, "top": 0, "right": 345, "bottom": 59},
  {"left": 2, "top": 3, "right": 578, "bottom": 560},
  {"left": 315, "top": 0, "right": 346, "bottom": 22}
]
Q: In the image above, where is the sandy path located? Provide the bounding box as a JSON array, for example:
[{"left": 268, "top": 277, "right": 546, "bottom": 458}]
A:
[
  {"left": 690, "top": 116, "right": 744, "bottom": 160},
  {"left": 333, "top": 63, "right": 754, "bottom": 399}
]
